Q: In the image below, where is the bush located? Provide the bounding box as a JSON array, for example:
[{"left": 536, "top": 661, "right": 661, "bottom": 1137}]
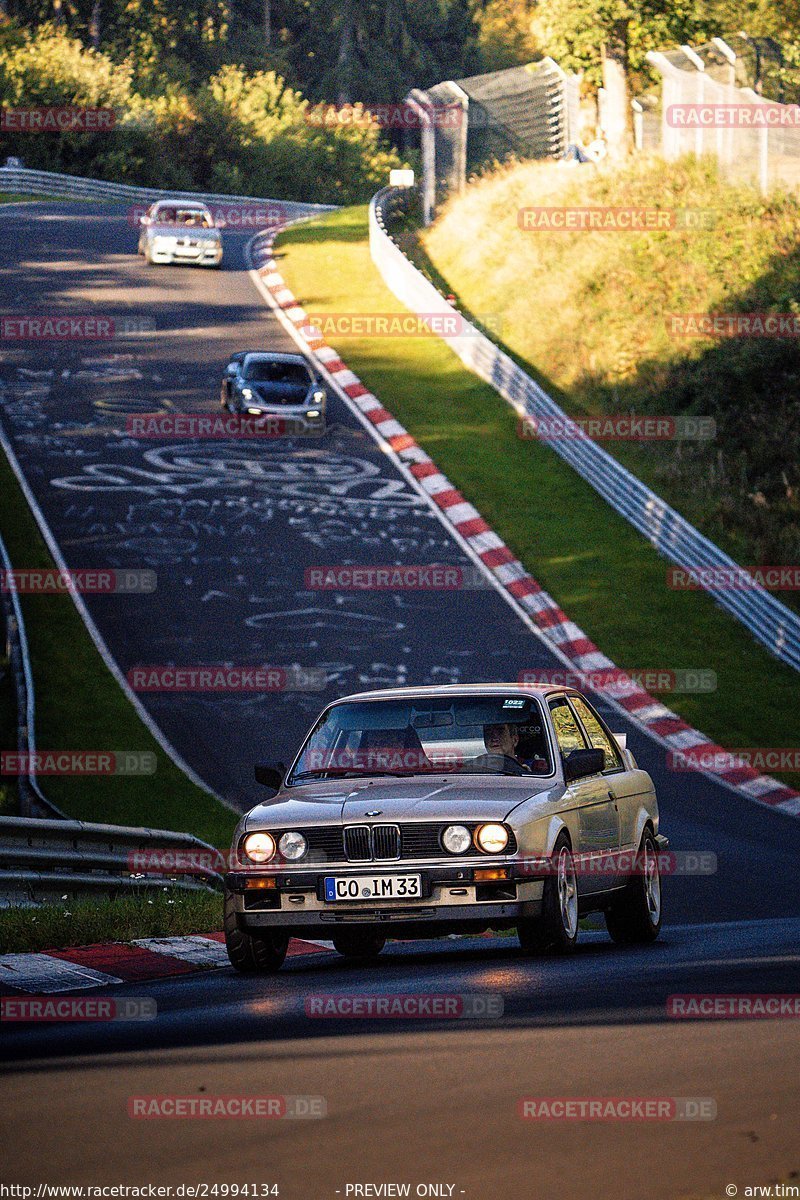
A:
[{"left": 0, "top": 26, "right": 404, "bottom": 203}]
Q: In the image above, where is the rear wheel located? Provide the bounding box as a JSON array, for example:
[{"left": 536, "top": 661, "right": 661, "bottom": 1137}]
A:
[
  {"left": 605, "top": 829, "right": 662, "bottom": 944},
  {"left": 518, "top": 832, "right": 579, "bottom": 955},
  {"left": 332, "top": 929, "right": 386, "bottom": 961},
  {"left": 224, "top": 892, "right": 289, "bottom": 973}
]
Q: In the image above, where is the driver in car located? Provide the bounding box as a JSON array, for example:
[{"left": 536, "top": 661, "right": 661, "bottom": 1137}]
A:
[{"left": 482, "top": 722, "right": 531, "bottom": 771}]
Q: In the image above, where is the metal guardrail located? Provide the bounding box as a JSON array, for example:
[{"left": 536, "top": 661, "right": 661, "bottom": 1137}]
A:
[
  {"left": 0, "top": 166, "right": 335, "bottom": 216},
  {"left": 0, "top": 533, "right": 64, "bottom": 819},
  {"left": 0, "top": 815, "right": 224, "bottom": 906},
  {"left": 370, "top": 187, "right": 800, "bottom": 672}
]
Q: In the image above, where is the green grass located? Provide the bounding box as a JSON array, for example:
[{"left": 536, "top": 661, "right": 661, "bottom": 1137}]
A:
[
  {"left": 0, "top": 452, "right": 237, "bottom": 846},
  {"left": 0, "top": 641, "right": 19, "bottom": 815},
  {"left": 0, "top": 890, "right": 222, "bottom": 954},
  {"left": 416, "top": 155, "right": 800, "bottom": 584},
  {"left": 275, "top": 204, "right": 800, "bottom": 789}
]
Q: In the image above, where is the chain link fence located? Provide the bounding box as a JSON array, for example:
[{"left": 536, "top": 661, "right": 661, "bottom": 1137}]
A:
[
  {"left": 646, "top": 40, "right": 800, "bottom": 194},
  {"left": 409, "top": 59, "right": 580, "bottom": 223}
]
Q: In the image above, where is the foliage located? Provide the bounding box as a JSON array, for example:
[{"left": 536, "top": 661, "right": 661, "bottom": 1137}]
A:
[{"left": 0, "top": 25, "right": 402, "bottom": 202}]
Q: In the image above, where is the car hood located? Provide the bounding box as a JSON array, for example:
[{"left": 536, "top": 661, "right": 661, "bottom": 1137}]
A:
[
  {"left": 244, "top": 774, "right": 556, "bottom": 829},
  {"left": 240, "top": 380, "right": 311, "bottom": 405},
  {"left": 150, "top": 224, "right": 220, "bottom": 240}
]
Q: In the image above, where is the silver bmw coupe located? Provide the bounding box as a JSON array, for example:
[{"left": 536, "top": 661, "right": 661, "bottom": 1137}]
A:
[{"left": 224, "top": 684, "right": 667, "bottom": 972}]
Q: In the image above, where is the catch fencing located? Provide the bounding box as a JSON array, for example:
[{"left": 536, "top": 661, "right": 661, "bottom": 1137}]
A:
[
  {"left": 409, "top": 59, "right": 580, "bottom": 223},
  {"left": 370, "top": 187, "right": 800, "bottom": 672},
  {"left": 646, "top": 40, "right": 800, "bottom": 194}
]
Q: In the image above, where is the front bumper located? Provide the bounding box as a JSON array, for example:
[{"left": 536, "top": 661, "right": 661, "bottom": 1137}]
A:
[
  {"left": 225, "top": 863, "right": 544, "bottom": 934},
  {"left": 237, "top": 404, "right": 325, "bottom": 434},
  {"left": 149, "top": 243, "right": 223, "bottom": 266}
]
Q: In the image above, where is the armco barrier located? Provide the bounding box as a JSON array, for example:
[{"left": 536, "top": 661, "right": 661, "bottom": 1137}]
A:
[
  {"left": 369, "top": 187, "right": 800, "bottom": 674},
  {"left": 0, "top": 166, "right": 334, "bottom": 218},
  {"left": 0, "top": 533, "right": 64, "bottom": 818},
  {"left": 0, "top": 815, "right": 223, "bottom": 906}
]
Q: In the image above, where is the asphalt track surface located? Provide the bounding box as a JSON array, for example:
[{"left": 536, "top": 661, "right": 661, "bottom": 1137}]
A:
[{"left": 1, "top": 202, "right": 799, "bottom": 1198}]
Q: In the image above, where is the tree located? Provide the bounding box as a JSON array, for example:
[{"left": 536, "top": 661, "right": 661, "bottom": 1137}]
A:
[{"left": 533, "top": 0, "right": 709, "bottom": 156}]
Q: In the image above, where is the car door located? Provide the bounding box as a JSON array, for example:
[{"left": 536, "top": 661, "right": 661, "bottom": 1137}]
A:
[
  {"left": 569, "top": 694, "right": 644, "bottom": 857},
  {"left": 549, "top": 696, "right": 620, "bottom": 895}
]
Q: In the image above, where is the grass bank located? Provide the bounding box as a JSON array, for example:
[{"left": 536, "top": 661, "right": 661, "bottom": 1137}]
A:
[
  {"left": 415, "top": 155, "right": 800, "bottom": 585},
  {"left": 0, "top": 890, "right": 221, "bottom": 954},
  {"left": 0, "top": 452, "right": 237, "bottom": 846},
  {"left": 275, "top": 204, "right": 799, "bottom": 788}
]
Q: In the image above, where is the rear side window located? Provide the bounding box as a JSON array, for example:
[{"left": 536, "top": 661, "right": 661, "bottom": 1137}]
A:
[
  {"left": 548, "top": 699, "right": 589, "bottom": 757},
  {"left": 570, "top": 696, "right": 622, "bottom": 771}
]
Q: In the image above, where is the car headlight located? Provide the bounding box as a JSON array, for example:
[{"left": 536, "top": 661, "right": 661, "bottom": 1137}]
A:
[
  {"left": 442, "top": 824, "right": 472, "bottom": 854},
  {"left": 475, "top": 823, "right": 509, "bottom": 854},
  {"left": 242, "top": 388, "right": 254, "bottom": 400},
  {"left": 243, "top": 831, "right": 276, "bottom": 863},
  {"left": 306, "top": 409, "right": 321, "bottom": 419},
  {"left": 312, "top": 389, "right": 326, "bottom": 404},
  {"left": 278, "top": 831, "right": 307, "bottom": 861}
]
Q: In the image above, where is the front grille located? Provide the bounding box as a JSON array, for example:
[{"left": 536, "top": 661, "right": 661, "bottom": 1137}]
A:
[
  {"left": 343, "top": 826, "right": 372, "bottom": 861},
  {"left": 249, "top": 822, "right": 516, "bottom": 865},
  {"left": 372, "top": 824, "right": 400, "bottom": 861}
]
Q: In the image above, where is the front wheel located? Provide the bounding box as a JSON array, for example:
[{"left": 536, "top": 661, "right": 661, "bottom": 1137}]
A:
[
  {"left": 604, "top": 829, "right": 662, "bottom": 944},
  {"left": 332, "top": 929, "right": 386, "bottom": 961},
  {"left": 224, "top": 892, "right": 289, "bottom": 973},
  {"left": 518, "top": 832, "right": 579, "bottom": 955}
]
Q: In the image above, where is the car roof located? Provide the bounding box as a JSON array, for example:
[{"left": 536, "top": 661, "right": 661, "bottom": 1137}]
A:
[
  {"left": 152, "top": 199, "right": 210, "bottom": 210},
  {"left": 240, "top": 352, "right": 310, "bottom": 366},
  {"left": 328, "top": 683, "right": 583, "bottom": 704}
]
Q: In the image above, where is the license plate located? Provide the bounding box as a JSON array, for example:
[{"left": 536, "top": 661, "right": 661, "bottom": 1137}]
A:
[{"left": 324, "top": 874, "right": 421, "bottom": 902}]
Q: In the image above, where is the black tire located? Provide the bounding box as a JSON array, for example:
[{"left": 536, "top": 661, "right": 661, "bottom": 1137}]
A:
[
  {"left": 332, "top": 929, "right": 386, "bottom": 961},
  {"left": 604, "top": 828, "right": 662, "bottom": 945},
  {"left": 518, "top": 832, "right": 579, "bottom": 955},
  {"left": 224, "top": 891, "right": 289, "bottom": 974}
]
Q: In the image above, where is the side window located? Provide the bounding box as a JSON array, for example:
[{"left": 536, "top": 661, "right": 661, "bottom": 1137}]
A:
[
  {"left": 570, "top": 697, "right": 622, "bottom": 771},
  {"left": 548, "top": 699, "right": 589, "bottom": 758}
]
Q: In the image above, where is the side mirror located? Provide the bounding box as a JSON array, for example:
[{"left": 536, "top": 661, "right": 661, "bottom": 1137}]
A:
[
  {"left": 563, "top": 747, "right": 605, "bottom": 782},
  {"left": 254, "top": 762, "right": 286, "bottom": 792}
]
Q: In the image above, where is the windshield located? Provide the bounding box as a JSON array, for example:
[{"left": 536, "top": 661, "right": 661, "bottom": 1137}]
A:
[
  {"left": 153, "top": 207, "right": 212, "bottom": 228},
  {"left": 242, "top": 359, "right": 310, "bottom": 385},
  {"left": 289, "top": 696, "right": 553, "bottom": 782}
]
